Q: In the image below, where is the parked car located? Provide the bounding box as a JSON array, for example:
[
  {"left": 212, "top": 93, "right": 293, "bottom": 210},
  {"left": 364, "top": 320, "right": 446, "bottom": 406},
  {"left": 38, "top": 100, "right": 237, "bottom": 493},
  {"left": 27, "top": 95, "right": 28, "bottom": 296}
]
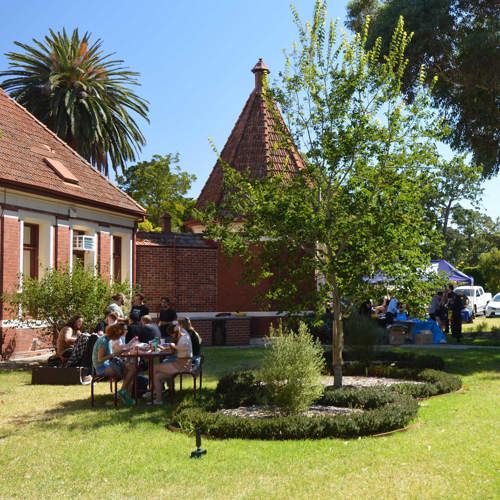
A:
[
  {"left": 485, "top": 293, "right": 500, "bottom": 318},
  {"left": 454, "top": 286, "right": 492, "bottom": 317}
]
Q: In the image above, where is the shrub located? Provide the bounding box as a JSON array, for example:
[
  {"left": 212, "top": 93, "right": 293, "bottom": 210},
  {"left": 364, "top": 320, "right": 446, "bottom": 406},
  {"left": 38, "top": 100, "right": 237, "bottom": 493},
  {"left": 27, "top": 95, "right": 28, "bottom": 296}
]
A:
[
  {"left": 260, "top": 322, "right": 325, "bottom": 414},
  {"left": 3, "top": 261, "right": 133, "bottom": 346},
  {"left": 343, "top": 314, "right": 384, "bottom": 368},
  {"left": 169, "top": 389, "right": 419, "bottom": 440},
  {"left": 215, "top": 371, "right": 270, "bottom": 408}
]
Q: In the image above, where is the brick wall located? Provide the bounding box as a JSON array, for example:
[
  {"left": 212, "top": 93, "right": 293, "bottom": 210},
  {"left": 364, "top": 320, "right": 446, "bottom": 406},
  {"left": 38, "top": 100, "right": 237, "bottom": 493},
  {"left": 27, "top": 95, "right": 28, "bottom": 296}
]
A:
[
  {"left": 98, "top": 231, "right": 111, "bottom": 281},
  {"left": 55, "top": 224, "right": 70, "bottom": 269},
  {"left": 189, "top": 318, "right": 251, "bottom": 346},
  {"left": 226, "top": 318, "right": 251, "bottom": 345},
  {"left": 1, "top": 214, "right": 20, "bottom": 320},
  {"left": 217, "top": 249, "right": 270, "bottom": 312},
  {"left": 136, "top": 245, "right": 217, "bottom": 312}
]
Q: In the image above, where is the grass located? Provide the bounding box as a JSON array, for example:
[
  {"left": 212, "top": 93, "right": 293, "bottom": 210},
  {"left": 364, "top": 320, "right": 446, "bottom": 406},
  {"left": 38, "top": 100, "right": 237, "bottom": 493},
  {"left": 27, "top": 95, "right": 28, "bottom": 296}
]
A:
[
  {"left": 462, "top": 316, "right": 500, "bottom": 334},
  {"left": 1, "top": 346, "right": 499, "bottom": 499}
]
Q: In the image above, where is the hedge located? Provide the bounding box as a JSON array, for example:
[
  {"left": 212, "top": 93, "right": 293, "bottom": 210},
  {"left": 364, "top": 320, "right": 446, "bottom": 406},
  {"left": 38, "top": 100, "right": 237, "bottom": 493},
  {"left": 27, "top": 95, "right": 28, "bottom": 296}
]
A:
[
  {"left": 324, "top": 350, "right": 445, "bottom": 370},
  {"left": 169, "top": 365, "right": 461, "bottom": 440},
  {"left": 169, "top": 389, "right": 419, "bottom": 440}
]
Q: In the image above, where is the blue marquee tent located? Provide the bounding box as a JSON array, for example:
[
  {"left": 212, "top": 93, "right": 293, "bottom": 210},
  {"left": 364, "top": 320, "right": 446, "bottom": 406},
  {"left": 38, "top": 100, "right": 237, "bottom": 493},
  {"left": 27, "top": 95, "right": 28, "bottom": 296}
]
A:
[
  {"left": 428, "top": 259, "right": 474, "bottom": 285},
  {"left": 365, "top": 259, "right": 474, "bottom": 285}
]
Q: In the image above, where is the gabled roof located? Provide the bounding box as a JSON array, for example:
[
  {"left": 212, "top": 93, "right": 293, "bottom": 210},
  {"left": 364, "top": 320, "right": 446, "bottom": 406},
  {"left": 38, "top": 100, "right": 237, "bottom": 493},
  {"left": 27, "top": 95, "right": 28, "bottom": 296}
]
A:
[
  {"left": 0, "top": 89, "right": 145, "bottom": 218},
  {"left": 195, "top": 59, "right": 305, "bottom": 210}
]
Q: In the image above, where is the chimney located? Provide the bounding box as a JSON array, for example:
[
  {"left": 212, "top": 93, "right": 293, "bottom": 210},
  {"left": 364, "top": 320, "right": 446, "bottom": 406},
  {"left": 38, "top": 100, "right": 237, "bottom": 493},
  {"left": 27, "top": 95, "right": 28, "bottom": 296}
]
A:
[
  {"left": 162, "top": 213, "right": 172, "bottom": 234},
  {"left": 251, "top": 58, "right": 270, "bottom": 91}
]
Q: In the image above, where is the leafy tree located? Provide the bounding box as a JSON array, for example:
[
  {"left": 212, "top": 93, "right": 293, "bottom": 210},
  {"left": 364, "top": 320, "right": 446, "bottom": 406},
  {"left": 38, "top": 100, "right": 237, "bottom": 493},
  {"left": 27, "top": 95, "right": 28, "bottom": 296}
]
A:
[
  {"left": 117, "top": 154, "right": 196, "bottom": 231},
  {"left": 422, "top": 155, "right": 483, "bottom": 259},
  {"left": 346, "top": 0, "right": 500, "bottom": 177},
  {"left": 0, "top": 28, "right": 149, "bottom": 176},
  {"left": 201, "top": 2, "right": 443, "bottom": 387},
  {"left": 477, "top": 249, "right": 500, "bottom": 293},
  {"left": 3, "top": 262, "right": 133, "bottom": 346},
  {"left": 445, "top": 207, "right": 500, "bottom": 266}
]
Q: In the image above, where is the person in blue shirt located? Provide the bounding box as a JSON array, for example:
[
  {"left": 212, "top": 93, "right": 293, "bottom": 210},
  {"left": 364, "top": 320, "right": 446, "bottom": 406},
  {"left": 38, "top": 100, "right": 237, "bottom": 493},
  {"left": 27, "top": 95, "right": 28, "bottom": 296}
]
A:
[{"left": 395, "top": 303, "right": 409, "bottom": 321}]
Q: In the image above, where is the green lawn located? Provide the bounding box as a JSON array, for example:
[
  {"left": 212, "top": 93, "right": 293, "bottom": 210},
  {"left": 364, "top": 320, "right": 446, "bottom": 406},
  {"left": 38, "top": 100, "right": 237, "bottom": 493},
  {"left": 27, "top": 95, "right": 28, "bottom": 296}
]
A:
[
  {"left": 462, "top": 316, "right": 500, "bottom": 333},
  {"left": 1, "top": 347, "right": 499, "bottom": 499}
]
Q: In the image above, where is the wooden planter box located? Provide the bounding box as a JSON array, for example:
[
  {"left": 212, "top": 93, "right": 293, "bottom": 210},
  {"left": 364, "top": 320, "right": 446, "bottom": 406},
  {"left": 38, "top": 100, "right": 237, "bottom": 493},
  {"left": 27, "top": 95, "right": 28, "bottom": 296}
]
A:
[
  {"left": 31, "top": 366, "right": 86, "bottom": 385},
  {"left": 388, "top": 326, "right": 411, "bottom": 345},
  {"left": 414, "top": 330, "right": 433, "bottom": 345}
]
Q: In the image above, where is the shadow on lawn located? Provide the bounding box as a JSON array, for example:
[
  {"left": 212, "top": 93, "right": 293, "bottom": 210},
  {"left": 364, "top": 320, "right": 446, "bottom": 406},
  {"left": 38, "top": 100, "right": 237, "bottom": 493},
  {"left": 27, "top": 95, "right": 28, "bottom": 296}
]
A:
[
  {"left": 13, "top": 390, "right": 205, "bottom": 433},
  {"left": 429, "top": 349, "right": 500, "bottom": 377}
]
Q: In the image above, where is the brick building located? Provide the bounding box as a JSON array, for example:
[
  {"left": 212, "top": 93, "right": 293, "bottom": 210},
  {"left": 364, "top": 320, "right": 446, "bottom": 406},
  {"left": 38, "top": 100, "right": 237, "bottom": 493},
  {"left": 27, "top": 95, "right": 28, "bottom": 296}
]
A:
[
  {"left": 137, "top": 60, "right": 305, "bottom": 344},
  {"left": 0, "top": 89, "right": 145, "bottom": 358}
]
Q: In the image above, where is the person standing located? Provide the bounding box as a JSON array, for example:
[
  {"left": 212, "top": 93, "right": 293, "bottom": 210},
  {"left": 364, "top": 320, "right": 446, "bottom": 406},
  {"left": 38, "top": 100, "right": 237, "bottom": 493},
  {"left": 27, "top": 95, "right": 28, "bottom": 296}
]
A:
[
  {"left": 428, "top": 292, "right": 441, "bottom": 321},
  {"left": 107, "top": 293, "right": 125, "bottom": 318},
  {"left": 129, "top": 293, "right": 149, "bottom": 318},
  {"left": 158, "top": 297, "right": 177, "bottom": 339},
  {"left": 448, "top": 286, "right": 463, "bottom": 342}
]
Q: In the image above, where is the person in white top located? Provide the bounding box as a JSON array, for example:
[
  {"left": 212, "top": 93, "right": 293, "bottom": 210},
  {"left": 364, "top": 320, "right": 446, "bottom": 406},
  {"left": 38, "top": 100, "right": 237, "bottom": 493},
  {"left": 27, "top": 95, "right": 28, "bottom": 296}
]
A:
[{"left": 151, "top": 325, "right": 193, "bottom": 404}]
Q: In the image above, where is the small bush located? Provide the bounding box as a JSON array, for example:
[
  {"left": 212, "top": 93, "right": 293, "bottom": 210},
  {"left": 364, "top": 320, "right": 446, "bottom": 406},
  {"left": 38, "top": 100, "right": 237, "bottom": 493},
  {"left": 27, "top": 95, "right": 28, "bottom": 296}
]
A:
[
  {"left": 260, "top": 322, "right": 324, "bottom": 414},
  {"left": 343, "top": 314, "right": 384, "bottom": 367},
  {"left": 215, "top": 371, "right": 270, "bottom": 409}
]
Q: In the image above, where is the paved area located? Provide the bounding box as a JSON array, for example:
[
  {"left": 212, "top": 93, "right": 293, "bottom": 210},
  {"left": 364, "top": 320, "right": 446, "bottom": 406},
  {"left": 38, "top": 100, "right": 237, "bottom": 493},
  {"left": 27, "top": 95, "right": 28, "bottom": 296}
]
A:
[{"left": 398, "top": 343, "right": 500, "bottom": 350}]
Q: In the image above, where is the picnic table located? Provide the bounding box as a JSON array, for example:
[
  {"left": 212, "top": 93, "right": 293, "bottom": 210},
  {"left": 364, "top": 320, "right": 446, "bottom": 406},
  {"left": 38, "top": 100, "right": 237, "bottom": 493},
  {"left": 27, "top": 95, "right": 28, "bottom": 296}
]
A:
[{"left": 120, "top": 348, "right": 174, "bottom": 403}]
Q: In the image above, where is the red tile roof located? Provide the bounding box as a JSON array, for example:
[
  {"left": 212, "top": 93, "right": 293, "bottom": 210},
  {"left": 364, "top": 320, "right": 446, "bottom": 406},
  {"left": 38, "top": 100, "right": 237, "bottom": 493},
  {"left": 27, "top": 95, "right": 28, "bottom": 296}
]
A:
[
  {"left": 0, "top": 89, "right": 145, "bottom": 217},
  {"left": 195, "top": 59, "right": 305, "bottom": 210}
]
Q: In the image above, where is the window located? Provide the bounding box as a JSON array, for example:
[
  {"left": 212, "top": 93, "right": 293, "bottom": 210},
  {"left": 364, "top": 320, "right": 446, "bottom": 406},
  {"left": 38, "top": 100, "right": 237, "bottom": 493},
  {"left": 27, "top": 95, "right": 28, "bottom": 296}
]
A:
[
  {"left": 113, "top": 236, "right": 122, "bottom": 282},
  {"left": 23, "top": 224, "right": 39, "bottom": 279},
  {"left": 73, "top": 230, "right": 86, "bottom": 267}
]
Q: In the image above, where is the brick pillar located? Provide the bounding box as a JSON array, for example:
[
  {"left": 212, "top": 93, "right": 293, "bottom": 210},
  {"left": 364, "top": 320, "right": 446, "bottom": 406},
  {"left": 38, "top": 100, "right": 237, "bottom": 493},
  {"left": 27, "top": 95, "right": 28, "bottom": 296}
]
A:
[
  {"left": 55, "top": 223, "right": 71, "bottom": 270},
  {"left": 98, "top": 231, "right": 111, "bottom": 281},
  {"left": 1, "top": 212, "right": 20, "bottom": 320}
]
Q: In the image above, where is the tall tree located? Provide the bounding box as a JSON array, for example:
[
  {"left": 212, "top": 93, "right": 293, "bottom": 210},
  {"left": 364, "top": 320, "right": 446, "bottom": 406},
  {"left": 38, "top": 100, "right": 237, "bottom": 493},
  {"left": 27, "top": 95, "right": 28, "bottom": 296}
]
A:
[
  {"left": 422, "top": 155, "right": 483, "bottom": 258},
  {"left": 446, "top": 207, "right": 500, "bottom": 266},
  {"left": 346, "top": 0, "right": 500, "bottom": 177},
  {"left": 117, "top": 154, "right": 196, "bottom": 231},
  {"left": 0, "top": 28, "right": 149, "bottom": 176},
  {"left": 202, "top": 2, "right": 443, "bottom": 387}
]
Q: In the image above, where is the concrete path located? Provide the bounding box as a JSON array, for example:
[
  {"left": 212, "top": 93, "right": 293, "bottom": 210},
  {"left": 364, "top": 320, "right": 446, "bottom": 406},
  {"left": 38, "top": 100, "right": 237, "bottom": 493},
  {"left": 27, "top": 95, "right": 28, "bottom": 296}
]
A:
[{"left": 398, "top": 343, "right": 500, "bottom": 350}]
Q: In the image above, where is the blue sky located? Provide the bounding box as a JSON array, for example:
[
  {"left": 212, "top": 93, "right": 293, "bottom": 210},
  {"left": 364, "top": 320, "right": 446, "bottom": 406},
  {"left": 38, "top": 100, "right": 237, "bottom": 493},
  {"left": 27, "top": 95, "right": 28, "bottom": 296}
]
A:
[{"left": 1, "top": 0, "right": 498, "bottom": 219}]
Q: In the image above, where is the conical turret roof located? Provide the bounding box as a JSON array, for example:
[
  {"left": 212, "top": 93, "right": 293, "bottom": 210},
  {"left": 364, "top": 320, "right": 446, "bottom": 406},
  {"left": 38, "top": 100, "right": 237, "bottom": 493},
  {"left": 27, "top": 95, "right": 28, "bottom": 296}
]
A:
[{"left": 195, "top": 59, "right": 305, "bottom": 210}]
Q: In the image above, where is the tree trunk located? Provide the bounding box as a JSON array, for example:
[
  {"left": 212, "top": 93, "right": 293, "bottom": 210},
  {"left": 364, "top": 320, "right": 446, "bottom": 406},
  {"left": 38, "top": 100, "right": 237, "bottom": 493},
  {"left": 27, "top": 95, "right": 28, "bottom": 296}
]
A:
[{"left": 331, "top": 298, "right": 343, "bottom": 388}]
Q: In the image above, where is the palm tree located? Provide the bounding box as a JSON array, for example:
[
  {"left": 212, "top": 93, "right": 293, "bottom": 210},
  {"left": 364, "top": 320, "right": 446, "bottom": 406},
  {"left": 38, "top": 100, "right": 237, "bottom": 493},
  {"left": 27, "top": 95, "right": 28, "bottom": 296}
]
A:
[{"left": 0, "top": 28, "right": 149, "bottom": 176}]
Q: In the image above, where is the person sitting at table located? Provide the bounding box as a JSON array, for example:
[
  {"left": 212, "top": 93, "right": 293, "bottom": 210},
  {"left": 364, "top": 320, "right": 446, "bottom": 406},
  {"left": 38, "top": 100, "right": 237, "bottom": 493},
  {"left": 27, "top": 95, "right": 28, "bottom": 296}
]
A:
[
  {"left": 57, "top": 315, "right": 83, "bottom": 359},
  {"left": 96, "top": 311, "right": 119, "bottom": 336},
  {"left": 140, "top": 315, "right": 162, "bottom": 343},
  {"left": 395, "top": 303, "right": 409, "bottom": 321},
  {"left": 359, "top": 299, "right": 373, "bottom": 317},
  {"left": 125, "top": 310, "right": 143, "bottom": 343},
  {"left": 92, "top": 322, "right": 137, "bottom": 406},
  {"left": 179, "top": 317, "right": 202, "bottom": 360},
  {"left": 374, "top": 296, "right": 389, "bottom": 314},
  {"left": 385, "top": 296, "right": 399, "bottom": 325},
  {"left": 151, "top": 325, "right": 193, "bottom": 404}
]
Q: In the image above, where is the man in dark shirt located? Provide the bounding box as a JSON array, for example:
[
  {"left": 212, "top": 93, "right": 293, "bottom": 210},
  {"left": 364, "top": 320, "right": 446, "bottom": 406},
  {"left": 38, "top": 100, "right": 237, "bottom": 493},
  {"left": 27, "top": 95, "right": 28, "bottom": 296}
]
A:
[
  {"left": 125, "top": 310, "right": 144, "bottom": 343},
  {"left": 129, "top": 293, "right": 149, "bottom": 318},
  {"left": 159, "top": 297, "right": 177, "bottom": 338},
  {"left": 140, "top": 315, "right": 162, "bottom": 342}
]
